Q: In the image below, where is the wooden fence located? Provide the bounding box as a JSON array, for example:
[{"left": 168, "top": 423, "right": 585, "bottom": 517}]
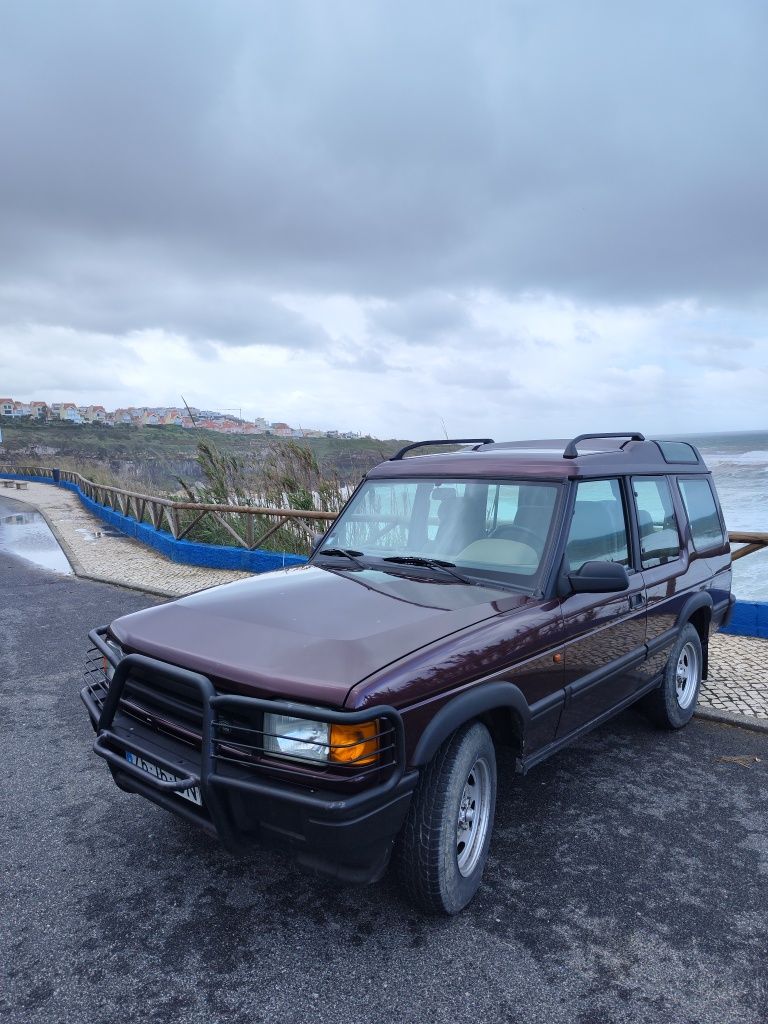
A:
[
  {"left": 1, "top": 466, "right": 767, "bottom": 561},
  {"left": 1, "top": 467, "right": 337, "bottom": 553},
  {"left": 728, "top": 532, "right": 768, "bottom": 562}
]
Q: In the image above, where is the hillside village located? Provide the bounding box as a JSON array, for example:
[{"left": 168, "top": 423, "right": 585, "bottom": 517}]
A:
[{"left": 0, "top": 397, "right": 363, "bottom": 439}]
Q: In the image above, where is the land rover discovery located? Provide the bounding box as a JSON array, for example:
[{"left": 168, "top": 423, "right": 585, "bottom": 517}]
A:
[{"left": 81, "top": 432, "right": 733, "bottom": 914}]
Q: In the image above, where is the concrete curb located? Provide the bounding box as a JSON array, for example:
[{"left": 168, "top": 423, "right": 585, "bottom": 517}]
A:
[{"left": 694, "top": 706, "right": 768, "bottom": 734}]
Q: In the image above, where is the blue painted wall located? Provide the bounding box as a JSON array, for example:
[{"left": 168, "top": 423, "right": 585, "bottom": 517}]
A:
[
  {"left": 1, "top": 472, "right": 307, "bottom": 574},
  {"left": 1, "top": 472, "right": 766, "bottom": 636},
  {"left": 721, "top": 601, "right": 768, "bottom": 640}
]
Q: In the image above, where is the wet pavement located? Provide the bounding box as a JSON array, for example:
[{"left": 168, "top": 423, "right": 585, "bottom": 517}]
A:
[
  {"left": 2, "top": 550, "right": 767, "bottom": 1024},
  {"left": 0, "top": 494, "right": 72, "bottom": 574},
  {"left": 0, "top": 480, "right": 249, "bottom": 595}
]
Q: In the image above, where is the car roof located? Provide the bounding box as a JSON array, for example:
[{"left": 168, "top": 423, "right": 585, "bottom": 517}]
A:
[{"left": 367, "top": 437, "right": 710, "bottom": 481}]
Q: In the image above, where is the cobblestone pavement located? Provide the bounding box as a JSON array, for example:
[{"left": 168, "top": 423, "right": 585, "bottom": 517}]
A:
[
  {"left": 2, "top": 481, "right": 250, "bottom": 596},
  {"left": 5, "top": 480, "right": 768, "bottom": 722},
  {"left": 704, "top": 633, "right": 768, "bottom": 722}
]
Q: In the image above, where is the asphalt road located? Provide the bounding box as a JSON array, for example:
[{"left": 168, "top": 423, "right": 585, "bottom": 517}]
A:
[{"left": 2, "top": 537, "right": 768, "bottom": 1024}]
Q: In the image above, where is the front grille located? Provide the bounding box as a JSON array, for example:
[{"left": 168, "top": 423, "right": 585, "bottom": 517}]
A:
[
  {"left": 83, "top": 645, "right": 205, "bottom": 746},
  {"left": 82, "top": 645, "right": 110, "bottom": 712},
  {"left": 84, "top": 640, "right": 402, "bottom": 789}
]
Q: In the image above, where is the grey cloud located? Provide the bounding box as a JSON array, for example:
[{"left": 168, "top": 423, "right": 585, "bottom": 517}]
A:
[
  {"left": 368, "top": 293, "right": 530, "bottom": 354},
  {"left": 370, "top": 293, "right": 472, "bottom": 344},
  {"left": 432, "top": 361, "right": 518, "bottom": 393},
  {"left": 326, "top": 342, "right": 391, "bottom": 373},
  {"left": 1, "top": 0, "right": 767, "bottom": 340},
  {"left": 0, "top": 272, "right": 330, "bottom": 350}
]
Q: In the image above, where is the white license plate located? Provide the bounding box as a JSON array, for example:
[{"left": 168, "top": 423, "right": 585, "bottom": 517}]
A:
[{"left": 125, "top": 751, "right": 202, "bottom": 806}]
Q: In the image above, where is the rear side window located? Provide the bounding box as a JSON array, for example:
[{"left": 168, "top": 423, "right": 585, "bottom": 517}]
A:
[
  {"left": 566, "top": 479, "right": 629, "bottom": 571},
  {"left": 632, "top": 477, "right": 681, "bottom": 568},
  {"left": 678, "top": 477, "right": 725, "bottom": 551}
]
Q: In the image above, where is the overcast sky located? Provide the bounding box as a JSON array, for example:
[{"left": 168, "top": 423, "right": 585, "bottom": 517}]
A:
[{"left": 1, "top": 0, "right": 767, "bottom": 438}]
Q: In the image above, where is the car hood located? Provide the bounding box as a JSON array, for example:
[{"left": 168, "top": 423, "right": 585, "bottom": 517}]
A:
[{"left": 110, "top": 564, "right": 523, "bottom": 706}]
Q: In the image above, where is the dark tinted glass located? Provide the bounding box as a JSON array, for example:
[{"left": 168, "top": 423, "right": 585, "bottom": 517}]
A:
[
  {"left": 678, "top": 478, "right": 725, "bottom": 550},
  {"left": 656, "top": 441, "right": 699, "bottom": 464},
  {"left": 632, "top": 477, "right": 681, "bottom": 567},
  {"left": 566, "top": 479, "right": 629, "bottom": 571}
]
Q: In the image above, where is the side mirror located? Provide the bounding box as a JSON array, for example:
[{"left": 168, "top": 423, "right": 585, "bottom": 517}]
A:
[
  {"left": 310, "top": 532, "right": 325, "bottom": 556},
  {"left": 565, "top": 560, "right": 630, "bottom": 595}
]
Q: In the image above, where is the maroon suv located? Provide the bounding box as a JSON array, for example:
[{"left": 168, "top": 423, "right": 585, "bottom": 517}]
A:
[{"left": 81, "top": 432, "right": 733, "bottom": 914}]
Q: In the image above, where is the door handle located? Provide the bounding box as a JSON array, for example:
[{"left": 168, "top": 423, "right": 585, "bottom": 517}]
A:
[{"left": 628, "top": 593, "right": 645, "bottom": 610}]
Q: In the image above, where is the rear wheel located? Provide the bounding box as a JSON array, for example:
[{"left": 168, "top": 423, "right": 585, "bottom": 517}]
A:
[
  {"left": 644, "top": 623, "right": 703, "bottom": 729},
  {"left": 395, "top": 721, "right": 497, "bottom": 915}
]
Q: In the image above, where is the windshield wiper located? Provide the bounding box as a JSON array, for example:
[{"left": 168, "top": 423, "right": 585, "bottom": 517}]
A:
[
  {"left": 315, "top": 547, "right": 367, "bottom": 570},
  {"left": 381, "top": 555, "right": 479, "bottom": 586}
]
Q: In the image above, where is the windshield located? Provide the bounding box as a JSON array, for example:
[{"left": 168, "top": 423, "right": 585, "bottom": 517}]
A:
[{"left": 317, "top": 477, "right": 560, "bottom": 589}]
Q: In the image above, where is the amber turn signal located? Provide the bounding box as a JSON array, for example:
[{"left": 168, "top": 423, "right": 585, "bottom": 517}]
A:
[{"left": 329, "top": 720, "right": 379, "bottom": 765}]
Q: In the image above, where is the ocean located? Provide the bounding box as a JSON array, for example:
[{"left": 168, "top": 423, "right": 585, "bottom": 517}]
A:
[{"left": 682, "top": 431, "right": 768, "bottom": 601}]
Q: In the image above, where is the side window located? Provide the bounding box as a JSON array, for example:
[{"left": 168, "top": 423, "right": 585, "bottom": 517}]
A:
[
  {"left": 678, "top": 477, "right": 725, "bottom": 551},
  {"left": 566, "top": 479, "right": 629, "bottom": 571},
  {"left": 632, "top": 476, "right": 681, "bottom": 568}
]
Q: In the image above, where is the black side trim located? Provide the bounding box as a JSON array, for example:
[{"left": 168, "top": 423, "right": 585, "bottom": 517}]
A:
[
  {"left": 521, "top": 672, "right": 663, "bottom": 773},
  {"left": 646, "top": 626, "right": 678, "bottom": 658},
  {"left": 676, "top": 591, "right": 713, "bottom": 628},
  {"left": 714, "top": 595, "right": 735, "bottom": 628},
  {"left": 565, "top": 645, "right": 647, "bottom": 699},
  {"left": 411, "top": 681, "right": 530, "bottom": 766},
  {"left": 674, "top": 592, "right": 714, "bottom": 676},
  {"left": 529, "top": 688, "right": 565, "bottom": 719}
]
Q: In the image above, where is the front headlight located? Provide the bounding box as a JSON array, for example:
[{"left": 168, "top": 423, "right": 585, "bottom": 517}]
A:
[
  {"left": 263, "top": 713, "right": 379, "bottom": 766},
  {"left": 263, "top": 714, "right": 329, "bottom": 761},
  {"left": 102, "top": 638, "right": 124, "bottom": 680}
]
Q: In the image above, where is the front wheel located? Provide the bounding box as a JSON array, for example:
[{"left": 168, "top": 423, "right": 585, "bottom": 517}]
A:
[
  {"left": 395, "top": 721, "right": 497, "bottom": 915},
  {"left": 644, "top": 623, "right": 703, "bottom": 729}
]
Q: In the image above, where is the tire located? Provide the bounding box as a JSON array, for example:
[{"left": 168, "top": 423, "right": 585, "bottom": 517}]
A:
[
  {"left": 644, "top": 623, "right": 703, "bottom": 729},
  {"left": 395, "top": 721, "right": 497, "bottom": 915}
]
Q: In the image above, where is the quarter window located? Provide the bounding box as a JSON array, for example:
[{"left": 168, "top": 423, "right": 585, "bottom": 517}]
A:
[
  {"left": 566, "top": 479, "right": 629, "bottom": 571},
  {"left": 678, "top": 478, "right": 725, "bottom": 551},
  {"left": 632, "top": 477, "right": 681, "bottom": 568}
]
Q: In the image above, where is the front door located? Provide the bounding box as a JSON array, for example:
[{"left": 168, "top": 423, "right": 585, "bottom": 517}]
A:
[{"left": 557, "top": 478, "right": 647, "bottom": 737}]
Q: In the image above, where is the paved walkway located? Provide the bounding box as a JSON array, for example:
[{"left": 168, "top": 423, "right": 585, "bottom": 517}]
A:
[
  {"left": 703, "top": 633, "right": 768, "bottom": 721},
  {"left": 4, "top": 479, "right": 768, "bottom": 723},
  {"left": 2, "top": 481, "right": 249, "bottom": 596}
]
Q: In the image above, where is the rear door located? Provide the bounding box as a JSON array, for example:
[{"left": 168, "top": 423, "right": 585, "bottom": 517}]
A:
[
  {"left": 632, "top": 475, "right": 692, "bottom": 681},
  {"left": 556, "top": 478, "right": 647, "bottom": 737}
]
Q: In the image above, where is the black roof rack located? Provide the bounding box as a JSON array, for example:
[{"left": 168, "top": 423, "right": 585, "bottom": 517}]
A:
[
  {"left": 563, "top": 432, "right": 645, "bottom": 459},
  {"left": 390, "top": 438, "right": 494, "bottom": 461}
]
